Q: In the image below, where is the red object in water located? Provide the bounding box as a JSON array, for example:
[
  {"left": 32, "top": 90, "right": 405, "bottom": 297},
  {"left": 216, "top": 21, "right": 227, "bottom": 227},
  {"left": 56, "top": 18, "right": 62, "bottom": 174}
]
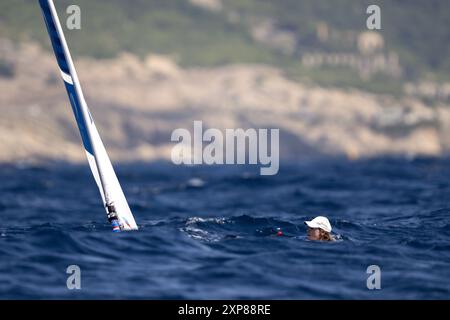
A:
[{"left": 277, "top": 230, "right": 283, "bottom": 236}]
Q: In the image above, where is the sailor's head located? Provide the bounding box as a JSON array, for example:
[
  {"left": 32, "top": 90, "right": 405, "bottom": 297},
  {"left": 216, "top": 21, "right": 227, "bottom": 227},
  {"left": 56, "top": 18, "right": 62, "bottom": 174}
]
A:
[{"left": 304, "top": 216, "right": 332, "bottom": 241}]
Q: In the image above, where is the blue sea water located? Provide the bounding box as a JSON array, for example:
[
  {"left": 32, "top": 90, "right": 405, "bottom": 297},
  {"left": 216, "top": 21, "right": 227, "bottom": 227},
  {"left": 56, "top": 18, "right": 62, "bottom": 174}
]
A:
[{"left": 0, "top": 157, "right": 450, "bottom": 299}]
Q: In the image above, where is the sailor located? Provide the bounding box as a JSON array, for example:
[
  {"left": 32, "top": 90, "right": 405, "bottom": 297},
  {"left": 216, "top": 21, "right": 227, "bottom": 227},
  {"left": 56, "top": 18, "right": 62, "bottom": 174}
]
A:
[
  {"left": 106, "top": 203, "right": 121, "bottom": 232},
  {"left": 304, "top": 216, "right": 334, "bottom": 241}
]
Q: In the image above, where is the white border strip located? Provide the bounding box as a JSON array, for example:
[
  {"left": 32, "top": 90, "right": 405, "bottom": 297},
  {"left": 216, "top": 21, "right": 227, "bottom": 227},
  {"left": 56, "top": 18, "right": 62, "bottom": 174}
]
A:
[{"left": 60, "top": 69, "right": 73, "bottom": 85}]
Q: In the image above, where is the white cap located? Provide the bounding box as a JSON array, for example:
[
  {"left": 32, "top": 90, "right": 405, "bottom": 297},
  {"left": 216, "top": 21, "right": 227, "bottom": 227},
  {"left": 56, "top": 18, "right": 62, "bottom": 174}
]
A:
[{"left": 304, "top": 216, "right": 332, "bottom": 233}]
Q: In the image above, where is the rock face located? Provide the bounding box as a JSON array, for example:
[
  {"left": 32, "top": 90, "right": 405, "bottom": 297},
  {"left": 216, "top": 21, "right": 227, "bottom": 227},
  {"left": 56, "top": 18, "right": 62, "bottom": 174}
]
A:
[{"left": 0, "top": 40, "right": 447, "bottom": 164}]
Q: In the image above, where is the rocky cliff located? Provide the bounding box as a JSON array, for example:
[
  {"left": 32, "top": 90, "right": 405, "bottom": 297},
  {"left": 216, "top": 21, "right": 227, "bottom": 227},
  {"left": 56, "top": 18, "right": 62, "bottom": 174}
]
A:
[{"left": 1, "top": 40, "right": 449, "bottom": 164}]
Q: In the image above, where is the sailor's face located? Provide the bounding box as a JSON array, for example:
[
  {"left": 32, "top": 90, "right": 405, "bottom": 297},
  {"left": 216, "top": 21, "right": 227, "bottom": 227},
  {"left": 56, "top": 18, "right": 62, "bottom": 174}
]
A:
[{"left": 307, "top": 227, "right": 321, "bottom": 240}]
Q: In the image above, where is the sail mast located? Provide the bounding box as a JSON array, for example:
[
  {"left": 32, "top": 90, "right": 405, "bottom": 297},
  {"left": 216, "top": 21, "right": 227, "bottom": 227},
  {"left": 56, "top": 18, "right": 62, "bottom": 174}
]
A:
[
  {"left": 39, "top": 0, "right": 138, "bottom": 231},
  {"left": 45, "top": 1, "right": 113, "bottom": 207}
]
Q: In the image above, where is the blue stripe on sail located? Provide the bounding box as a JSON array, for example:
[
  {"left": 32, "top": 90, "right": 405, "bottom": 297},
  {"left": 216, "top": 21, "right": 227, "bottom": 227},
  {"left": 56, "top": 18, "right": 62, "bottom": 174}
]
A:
[
  {"left": 39, "top": 0, "right": 93, "bottom": 155},
  {"left": 38, "top": 0, "right": 70, "bottom": 74},
  {"left": 64, "top": 82, "right": 94, "bottom": 154}
]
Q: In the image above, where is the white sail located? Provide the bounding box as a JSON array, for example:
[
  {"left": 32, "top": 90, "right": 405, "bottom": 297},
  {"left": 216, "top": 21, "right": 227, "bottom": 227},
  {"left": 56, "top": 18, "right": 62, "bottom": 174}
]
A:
[{"left": 39, "top": 0, "right": 138, "bottom": 231}]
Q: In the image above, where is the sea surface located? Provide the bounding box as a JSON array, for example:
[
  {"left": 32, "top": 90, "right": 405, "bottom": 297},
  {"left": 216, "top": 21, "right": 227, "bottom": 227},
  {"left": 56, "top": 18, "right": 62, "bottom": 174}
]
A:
[{"left": 1, "top": 157, "right": 450, "bottom": 299}]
